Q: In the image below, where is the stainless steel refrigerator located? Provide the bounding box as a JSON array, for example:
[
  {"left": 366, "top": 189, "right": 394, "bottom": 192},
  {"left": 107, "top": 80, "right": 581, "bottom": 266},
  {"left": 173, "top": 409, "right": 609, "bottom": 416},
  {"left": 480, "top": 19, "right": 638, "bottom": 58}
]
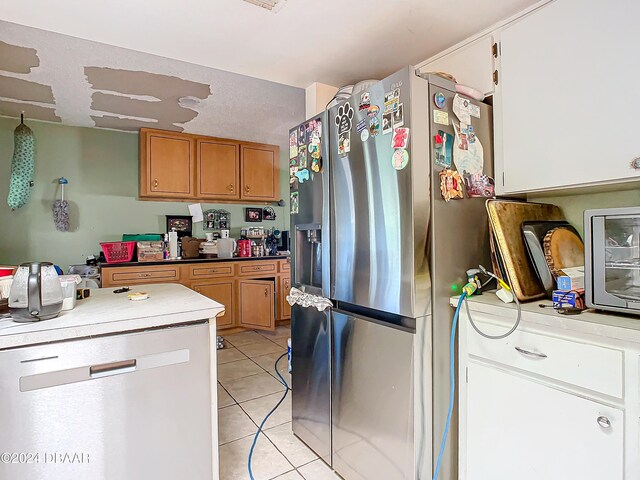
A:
[
  {"left": 291, "top": 67, "right": 493, "bottom": 480},
  {"left": 289, "top": 113, "right": 333, "bottom": 466}
]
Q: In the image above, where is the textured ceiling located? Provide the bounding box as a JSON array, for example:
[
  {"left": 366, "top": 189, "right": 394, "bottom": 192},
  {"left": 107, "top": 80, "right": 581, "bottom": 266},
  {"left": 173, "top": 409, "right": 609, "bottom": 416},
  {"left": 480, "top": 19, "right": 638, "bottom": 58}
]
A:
[
  {"left": 1, "top": 0, "right": 539, "bottom": 88},
  {"left": 0, "top": 21, "right": 305, "bottom": 139}
]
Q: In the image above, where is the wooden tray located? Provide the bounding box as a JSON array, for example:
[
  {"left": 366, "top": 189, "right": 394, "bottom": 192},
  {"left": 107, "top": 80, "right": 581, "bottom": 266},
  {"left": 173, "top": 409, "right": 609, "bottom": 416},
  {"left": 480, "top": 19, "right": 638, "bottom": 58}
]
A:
[{"left": 486, "top": 199, "right": 565, "bottom": 301}]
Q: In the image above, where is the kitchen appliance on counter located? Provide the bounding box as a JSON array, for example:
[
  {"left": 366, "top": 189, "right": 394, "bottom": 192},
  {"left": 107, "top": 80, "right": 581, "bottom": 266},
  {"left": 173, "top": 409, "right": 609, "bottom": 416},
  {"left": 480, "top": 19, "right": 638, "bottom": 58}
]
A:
[
  {"left": 69, "top": 264, "right": 101, "bottom": 289},
  {"left": 9, "top": 262, "right": 64, "bottom": 322},
  {"left": 290, "top": 67, "right": 493, "bottom": 480},
  {"left": 585, "top": 206, "right": 640, "bottom": 314}
]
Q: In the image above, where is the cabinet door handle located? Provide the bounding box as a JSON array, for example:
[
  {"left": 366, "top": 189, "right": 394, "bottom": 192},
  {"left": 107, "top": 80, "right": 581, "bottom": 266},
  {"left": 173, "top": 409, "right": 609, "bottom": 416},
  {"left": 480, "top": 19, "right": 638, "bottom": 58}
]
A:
[
  {"left": 227, "top": 184, "right": 234, "bottom": 192},
  {"left": 153, "top": 179, "right": 158, "bottom": 189},
  {"left": 597, "top": 416, "right": 611, "bottom": 429},
  {"left": 139, "top": 273, "right": 152, "bottom": 278},
  {"left": 264, "top": 287, "right": 268, "bottom": 297},
  {"left": 244, "top": 185, "right": 250, "bottom": 193},
  {"left": 514, "top": 346, "right": 547, "bottom": 359}
]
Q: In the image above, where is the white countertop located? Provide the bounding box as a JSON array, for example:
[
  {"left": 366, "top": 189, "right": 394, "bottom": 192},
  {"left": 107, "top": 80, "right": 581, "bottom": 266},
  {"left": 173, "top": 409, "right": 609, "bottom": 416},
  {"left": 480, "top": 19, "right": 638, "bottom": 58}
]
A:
[
  {"left": 0, "top": 283, "right": 224, "bottom": 350},
  {"left": 451, "top": 291, "right": 640, "bottom": 343}
]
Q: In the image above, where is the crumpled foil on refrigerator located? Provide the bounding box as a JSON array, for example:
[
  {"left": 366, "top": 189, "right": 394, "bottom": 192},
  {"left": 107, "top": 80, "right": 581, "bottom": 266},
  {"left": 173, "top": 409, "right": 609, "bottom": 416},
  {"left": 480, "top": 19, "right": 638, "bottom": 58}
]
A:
[{"left": 286, "top": 287, "right": 333, "bottom": 311}]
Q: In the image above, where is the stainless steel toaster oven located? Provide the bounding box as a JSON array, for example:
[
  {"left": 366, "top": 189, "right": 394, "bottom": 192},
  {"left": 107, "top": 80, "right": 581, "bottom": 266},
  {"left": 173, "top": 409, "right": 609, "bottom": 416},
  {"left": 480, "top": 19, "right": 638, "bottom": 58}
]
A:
[{"left": 585, "top": 207, "right": 640, "bottom": 314}]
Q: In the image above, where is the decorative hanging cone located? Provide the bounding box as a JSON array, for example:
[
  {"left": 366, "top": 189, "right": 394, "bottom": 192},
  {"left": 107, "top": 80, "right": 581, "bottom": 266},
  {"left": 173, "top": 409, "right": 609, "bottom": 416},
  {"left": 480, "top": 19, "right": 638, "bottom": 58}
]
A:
[{"left": 7, "top": 117, "right": 35, "bottom": 210}]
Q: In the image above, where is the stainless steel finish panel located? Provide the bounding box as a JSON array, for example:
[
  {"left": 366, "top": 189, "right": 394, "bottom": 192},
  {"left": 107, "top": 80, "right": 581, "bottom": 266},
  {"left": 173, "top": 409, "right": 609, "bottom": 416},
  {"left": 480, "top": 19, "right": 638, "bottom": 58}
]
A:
[
  {"left": 330, "top": 67, "right": 431, "bottom": 318},
  {"left": 428, "top": 79, "right": 494, "bottom": 480},
  {"left": 332, "top": 310, "right": 414, "bottom": 480},
  {"left": 291, "top": 305, "right": 331, "bottom": 464},
  {"left": 289, "top": 113, "right": 330, "bottom": 296},
  {"left": 0, "top": 323, "right": 212, "bottom": 480},
  {"left": 585, "top": 207, "right": 640, "bottom": 313}
]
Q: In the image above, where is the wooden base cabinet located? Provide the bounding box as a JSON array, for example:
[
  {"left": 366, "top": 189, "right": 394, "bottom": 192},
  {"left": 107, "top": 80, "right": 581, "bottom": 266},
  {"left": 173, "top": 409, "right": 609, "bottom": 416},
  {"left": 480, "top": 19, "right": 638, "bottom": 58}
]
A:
[
  {"left": 102, "top": 259, "right": 289, "bottom": 331},
  {"left": 278, "top": 276, "right": 291, "bottom": 321},
  {"left": 238, "top": 279, "right": 275, "bottom": 330},
  {"left": 192, "top": 280, "right": 235, "bottom": 329}
]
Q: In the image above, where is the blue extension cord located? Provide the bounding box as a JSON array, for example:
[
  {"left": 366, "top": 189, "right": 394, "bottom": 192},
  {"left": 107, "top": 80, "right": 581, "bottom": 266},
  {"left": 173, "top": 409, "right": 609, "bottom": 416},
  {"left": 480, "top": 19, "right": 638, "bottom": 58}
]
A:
[
  {"left": 247, "top": 352, "right": 290, "bottom": 480},
  {"left": 433, "top": 291, "right": 468, "bottom": 480}
]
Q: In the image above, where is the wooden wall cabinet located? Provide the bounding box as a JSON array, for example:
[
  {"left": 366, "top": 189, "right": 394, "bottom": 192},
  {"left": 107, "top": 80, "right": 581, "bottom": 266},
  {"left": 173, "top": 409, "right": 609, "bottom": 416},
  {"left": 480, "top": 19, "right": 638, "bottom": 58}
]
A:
[
  {"left": 102, "top": 258, "right": 290, "bottom": 331},
  {"left": 240, "top": 144, "right": 279, "bottom": 201},
  {"left": 196, "top": 139, "right": 240, "bottom": 200},
  {"left": 140, "top": 130, "right": 195, "bottom": 198},
  {"left": 139, "top": 128, "right": 280, "bottom": 202}
]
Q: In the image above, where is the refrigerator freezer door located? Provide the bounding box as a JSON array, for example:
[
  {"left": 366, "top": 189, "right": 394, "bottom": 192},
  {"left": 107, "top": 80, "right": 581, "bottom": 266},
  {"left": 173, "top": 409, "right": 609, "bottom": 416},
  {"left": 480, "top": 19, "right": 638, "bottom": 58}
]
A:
[
  {"left": 0, "top": 323, "right": 212, "bottom": 480},
  {"left": 290, "top": 114, "right": 330, "bottom": 297},
  {"left": 291, "top": 304, "right": 331, "bottom": 464},
  {"left": 329, "top": 68, "right": 431, "bottom": 318},
  {"left": 332, "top": 310, "right": 414, "bottom": 480}
]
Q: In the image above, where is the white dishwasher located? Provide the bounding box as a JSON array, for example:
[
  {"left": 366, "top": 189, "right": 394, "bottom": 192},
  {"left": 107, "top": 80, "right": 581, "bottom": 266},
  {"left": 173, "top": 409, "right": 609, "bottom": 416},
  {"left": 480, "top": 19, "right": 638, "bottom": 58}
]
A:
[{"left": 0, "top": 322, "right": 212, "bottom": 480}]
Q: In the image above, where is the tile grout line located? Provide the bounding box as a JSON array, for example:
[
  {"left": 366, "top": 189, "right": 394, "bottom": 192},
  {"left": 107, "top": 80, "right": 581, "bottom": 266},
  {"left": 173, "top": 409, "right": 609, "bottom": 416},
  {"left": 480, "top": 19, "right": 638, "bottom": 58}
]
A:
[{"left": 235, "top": 390, "right": 298, "bottom": 476}]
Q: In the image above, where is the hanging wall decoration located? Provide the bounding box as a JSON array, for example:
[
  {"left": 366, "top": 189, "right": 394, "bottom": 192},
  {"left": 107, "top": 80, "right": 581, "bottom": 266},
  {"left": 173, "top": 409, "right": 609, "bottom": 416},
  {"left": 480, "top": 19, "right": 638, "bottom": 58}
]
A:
[
  {"left": 52, "top": 177, "right": 70, "bottom": 231},
  {"left": 263, "top": 207, "right": 277, "bottom": 221},
  {"left": 7, "top": 114, "right": 35, "bottom": 210},
  {"left": 203, "top": 209, "right": 231, "bottom": 230}
]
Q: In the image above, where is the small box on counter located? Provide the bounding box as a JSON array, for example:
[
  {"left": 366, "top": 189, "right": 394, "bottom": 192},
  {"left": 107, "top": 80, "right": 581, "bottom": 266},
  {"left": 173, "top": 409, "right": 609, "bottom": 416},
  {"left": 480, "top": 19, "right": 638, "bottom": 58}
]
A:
[
  {"left": 137, "top": 241, "right": 164, "bottom": 262},
  {"left": 556, "top": 266, "right": 585, "bottom": 291},
  {"left": 552, "top": 289, "right": 586, "bottom": 309}
]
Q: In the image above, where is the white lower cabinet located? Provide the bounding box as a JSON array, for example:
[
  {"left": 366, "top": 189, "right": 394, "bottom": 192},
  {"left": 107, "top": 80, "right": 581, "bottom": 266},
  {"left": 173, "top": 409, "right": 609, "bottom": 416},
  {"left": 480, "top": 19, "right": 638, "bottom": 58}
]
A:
[
  {"left": 467, "top": 363, "right": 623, "bottom": 480},
  {"left": 459, "top": 301, "right": 640, "bottom": 480}
]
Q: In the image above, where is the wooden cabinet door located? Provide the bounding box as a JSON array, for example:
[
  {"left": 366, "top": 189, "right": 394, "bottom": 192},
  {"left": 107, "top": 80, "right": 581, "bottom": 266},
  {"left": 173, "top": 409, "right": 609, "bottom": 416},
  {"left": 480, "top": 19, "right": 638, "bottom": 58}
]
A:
[
  {"left": 278, "top": 276, "right": 291, "bottom": 320},
  {"left": 196, "top": 139, "right": 240, "bottom": 199},
  {"left": 466, "top": 362, "right": 624, "bottom": 480},
  {"left": 240, "top": 144, "right": 280, "bottom": 201},
  {"left": 192, "top": 279, "right": 235, "bottom": 329},
  {"left": 141, "top": 129, "right": 195, "bottom": 198},
  {"left": 496, "top": 0, "right": 640, "bottom": 194},
  {"left": 238, "top": 279, "right": 275, "bottom": 330}
]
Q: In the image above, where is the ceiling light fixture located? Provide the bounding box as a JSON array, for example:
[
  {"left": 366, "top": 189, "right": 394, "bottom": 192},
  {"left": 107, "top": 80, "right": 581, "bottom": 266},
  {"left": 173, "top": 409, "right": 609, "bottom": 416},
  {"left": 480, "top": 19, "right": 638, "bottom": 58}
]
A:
[
  {"left": 178, "top": 96, "right": 202, "bottom": 108},
  {"left": 242, "top": 0, "right": 287, "bottom": 13}
]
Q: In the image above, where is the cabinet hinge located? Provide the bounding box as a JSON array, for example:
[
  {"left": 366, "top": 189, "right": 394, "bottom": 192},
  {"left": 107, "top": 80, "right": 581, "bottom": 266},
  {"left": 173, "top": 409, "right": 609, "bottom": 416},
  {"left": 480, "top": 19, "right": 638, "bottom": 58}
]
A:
[
  {"left": 502, "top": 172, "right": 505, "bottom": 186},
  {"left": 492, "top": 42, "right": 500, "bottom": 58},
  {"left": 465, "top": 367, "right": 468, "bottom": 383},
  {"left": 493, "top": 70, "right": 499, "bottom": 86}
]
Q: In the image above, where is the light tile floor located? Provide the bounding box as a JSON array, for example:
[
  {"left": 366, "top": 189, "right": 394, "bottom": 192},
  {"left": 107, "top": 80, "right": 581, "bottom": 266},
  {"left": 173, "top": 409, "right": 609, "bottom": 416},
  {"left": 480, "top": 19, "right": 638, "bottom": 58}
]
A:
[{"left": 218, "top": 326, "right": 340, "bottom": 480}]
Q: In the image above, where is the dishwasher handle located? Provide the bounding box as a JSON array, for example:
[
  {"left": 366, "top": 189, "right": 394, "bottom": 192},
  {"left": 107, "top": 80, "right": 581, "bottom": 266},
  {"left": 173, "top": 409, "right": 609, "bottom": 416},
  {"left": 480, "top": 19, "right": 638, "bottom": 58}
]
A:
[{"left": 90, "top": 359, "right": 137, "bottom": 378}]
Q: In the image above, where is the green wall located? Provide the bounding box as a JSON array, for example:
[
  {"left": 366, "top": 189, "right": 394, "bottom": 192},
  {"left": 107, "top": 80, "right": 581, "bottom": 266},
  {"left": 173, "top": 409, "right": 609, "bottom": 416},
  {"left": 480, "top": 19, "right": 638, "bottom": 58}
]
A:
[
  {"left": 528, "top": 188, "right": 640, "bottom": 236},
  {"left": 0, "top": 117, "right": 290, "bottom": 269}
]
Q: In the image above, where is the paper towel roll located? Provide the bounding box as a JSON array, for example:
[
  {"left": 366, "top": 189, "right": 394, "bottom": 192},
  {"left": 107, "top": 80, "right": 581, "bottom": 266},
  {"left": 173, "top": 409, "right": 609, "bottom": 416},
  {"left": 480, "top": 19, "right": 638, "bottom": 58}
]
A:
[{"left": 169, "top": 231, "right": 178, "bottom": 259}]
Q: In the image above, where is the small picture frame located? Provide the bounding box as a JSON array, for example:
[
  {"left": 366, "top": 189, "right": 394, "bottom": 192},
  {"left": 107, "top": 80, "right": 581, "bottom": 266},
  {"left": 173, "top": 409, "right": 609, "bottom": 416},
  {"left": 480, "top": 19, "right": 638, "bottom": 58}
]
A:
[
  {"left": 245, "top": 208, "right": 263, "bottom": 222},
  {"left": 166, "top": 215, "right": 193, "bottom": 236},
  {"left": 263, "top": 207, "right": 277, "bottom": 221}
]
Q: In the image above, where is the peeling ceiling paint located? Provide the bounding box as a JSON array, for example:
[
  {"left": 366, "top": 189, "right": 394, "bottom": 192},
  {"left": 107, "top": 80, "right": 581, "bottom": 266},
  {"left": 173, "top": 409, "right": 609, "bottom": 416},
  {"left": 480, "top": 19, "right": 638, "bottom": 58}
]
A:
[
  {"left": 85, "top": 67, "right": 212, "bottom": 131},
  {"left": 0, "top": 41, "right": 39, "bottom": 74},
  {"left": 0, "top": 99, "right": 60, "bottom": 122},
  {"left": 0, "top": 21, "right": 305, "bottom": 150}
]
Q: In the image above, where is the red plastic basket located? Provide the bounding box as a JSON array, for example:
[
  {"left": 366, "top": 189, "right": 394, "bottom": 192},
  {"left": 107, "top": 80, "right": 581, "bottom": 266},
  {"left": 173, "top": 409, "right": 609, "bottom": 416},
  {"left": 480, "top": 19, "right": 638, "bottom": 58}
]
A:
[{"left": 100, "top": 241, "right": 136, "bottom": 263}]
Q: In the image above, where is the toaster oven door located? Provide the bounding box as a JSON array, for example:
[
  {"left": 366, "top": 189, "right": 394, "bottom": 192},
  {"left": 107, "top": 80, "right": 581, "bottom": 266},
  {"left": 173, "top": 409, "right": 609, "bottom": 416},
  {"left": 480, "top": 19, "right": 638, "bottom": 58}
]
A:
[{"left": 591, "top": 214, "right": 640, "bottom": 311}]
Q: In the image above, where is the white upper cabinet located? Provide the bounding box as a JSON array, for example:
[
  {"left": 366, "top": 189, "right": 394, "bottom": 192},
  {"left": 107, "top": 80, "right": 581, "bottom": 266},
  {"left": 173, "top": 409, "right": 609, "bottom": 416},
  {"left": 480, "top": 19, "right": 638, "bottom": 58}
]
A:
[
  {"left": 495, "top": 0, "right": 640, "bottom": 194},
  {"left": 420, "top": 35, "right": 496, "bottom": 97}
]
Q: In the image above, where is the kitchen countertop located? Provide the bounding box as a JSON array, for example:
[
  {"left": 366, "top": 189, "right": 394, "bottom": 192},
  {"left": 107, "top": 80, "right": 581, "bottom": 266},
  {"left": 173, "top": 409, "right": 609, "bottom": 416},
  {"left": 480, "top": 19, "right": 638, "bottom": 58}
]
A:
[
  {"left": 100, "top": 254, "right": 290, "bottom": 268},
  {"left": 451, "top": 292, "right": 640, "bottom": 343},
  {"left": 0, "top": 283, "right": 224, "bottom": 350}
]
